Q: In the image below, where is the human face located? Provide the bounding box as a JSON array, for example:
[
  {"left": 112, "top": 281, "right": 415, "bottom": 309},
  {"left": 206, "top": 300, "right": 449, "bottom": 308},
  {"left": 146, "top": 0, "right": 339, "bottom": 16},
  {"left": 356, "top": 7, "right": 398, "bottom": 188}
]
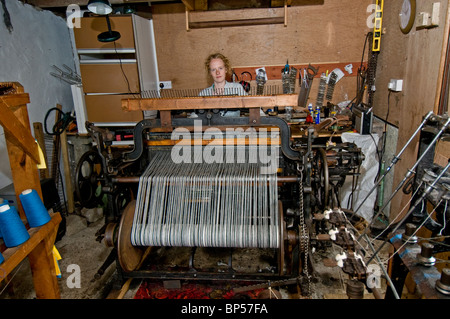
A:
[{"left": 209, "top": 58, "right": 227, "bottom": 87}]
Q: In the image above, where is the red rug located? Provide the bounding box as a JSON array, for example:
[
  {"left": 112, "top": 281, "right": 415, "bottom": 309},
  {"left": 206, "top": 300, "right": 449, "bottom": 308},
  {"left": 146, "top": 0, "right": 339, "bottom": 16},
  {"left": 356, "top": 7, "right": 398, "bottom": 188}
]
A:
[{"left": 134, "top": 280, "right": 265, "bottom": 299}]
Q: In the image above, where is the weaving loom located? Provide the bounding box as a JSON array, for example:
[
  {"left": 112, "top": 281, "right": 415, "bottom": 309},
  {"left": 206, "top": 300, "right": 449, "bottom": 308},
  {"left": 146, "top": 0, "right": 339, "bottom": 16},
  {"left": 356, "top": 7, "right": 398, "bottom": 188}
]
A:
[{"left": 78, "top": 88, "right": 367, "bottom": 295}]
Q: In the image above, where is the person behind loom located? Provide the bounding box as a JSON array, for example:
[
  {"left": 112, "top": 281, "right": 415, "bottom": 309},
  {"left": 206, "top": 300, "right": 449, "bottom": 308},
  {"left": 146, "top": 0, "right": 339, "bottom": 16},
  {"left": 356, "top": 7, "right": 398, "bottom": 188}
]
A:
[{"left": 198, "top": 53, "right": 247, "bottom": 97}]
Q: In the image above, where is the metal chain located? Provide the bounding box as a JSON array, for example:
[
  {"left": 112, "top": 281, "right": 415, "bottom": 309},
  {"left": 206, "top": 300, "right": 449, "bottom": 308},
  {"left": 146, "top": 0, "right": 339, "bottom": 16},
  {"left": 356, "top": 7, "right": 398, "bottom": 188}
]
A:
[{"left": 297, "top": 167, "right": 313, "bottom": 297}]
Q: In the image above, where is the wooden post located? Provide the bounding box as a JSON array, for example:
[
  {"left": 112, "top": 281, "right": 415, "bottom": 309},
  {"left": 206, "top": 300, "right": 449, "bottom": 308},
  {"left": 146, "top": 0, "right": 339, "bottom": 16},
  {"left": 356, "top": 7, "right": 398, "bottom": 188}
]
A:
[{"left": 60, "top": 124, "right": 74, "bottom": 214}]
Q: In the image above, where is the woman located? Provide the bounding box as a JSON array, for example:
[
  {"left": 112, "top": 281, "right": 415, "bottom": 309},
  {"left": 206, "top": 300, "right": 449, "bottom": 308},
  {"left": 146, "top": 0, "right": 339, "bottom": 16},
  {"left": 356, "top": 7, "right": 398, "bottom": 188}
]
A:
[{"left": 199, "top": 53, "right": 247, "bottom": 96}]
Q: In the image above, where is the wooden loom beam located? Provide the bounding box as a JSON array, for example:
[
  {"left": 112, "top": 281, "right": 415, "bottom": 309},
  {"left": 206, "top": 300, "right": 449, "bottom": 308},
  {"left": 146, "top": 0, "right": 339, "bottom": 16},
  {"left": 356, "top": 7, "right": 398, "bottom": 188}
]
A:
[{"left": 122, "top": 93, "right": 303, "bottom": 112}]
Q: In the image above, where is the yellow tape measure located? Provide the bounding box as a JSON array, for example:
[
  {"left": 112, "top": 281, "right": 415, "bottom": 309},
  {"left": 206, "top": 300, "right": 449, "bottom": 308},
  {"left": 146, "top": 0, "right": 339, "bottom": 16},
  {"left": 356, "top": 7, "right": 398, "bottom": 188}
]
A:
[{"left": 372, "top": 0, "right": 384, "bottom": 52}]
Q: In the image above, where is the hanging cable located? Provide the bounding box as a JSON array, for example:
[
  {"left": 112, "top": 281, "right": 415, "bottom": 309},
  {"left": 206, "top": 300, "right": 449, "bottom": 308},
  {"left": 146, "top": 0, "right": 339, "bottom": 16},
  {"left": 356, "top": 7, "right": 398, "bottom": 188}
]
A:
[{"left": 44, "top": 107, "right": 75, "bottom": 136}]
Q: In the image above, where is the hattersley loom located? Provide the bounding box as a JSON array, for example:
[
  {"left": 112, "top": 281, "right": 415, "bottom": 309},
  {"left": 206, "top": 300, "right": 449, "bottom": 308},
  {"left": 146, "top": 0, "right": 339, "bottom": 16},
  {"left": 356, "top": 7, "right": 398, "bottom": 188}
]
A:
[{"left": 77, "top": 89, "right": 367, "bottom": 296}]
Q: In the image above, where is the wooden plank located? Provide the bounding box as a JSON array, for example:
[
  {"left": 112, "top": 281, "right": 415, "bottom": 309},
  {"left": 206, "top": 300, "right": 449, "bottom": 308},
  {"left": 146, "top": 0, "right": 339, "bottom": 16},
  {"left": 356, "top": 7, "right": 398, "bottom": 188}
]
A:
[
  {"left": 0, "top": 98, "right": 40, "bottom": 164},
  {"left": 189, "top": 16, "right": 285, "bottom": 29},
  {"left": 0, "top": 94, "right": 30, "bottom": 109},
  {"left": 2, "top": 109, "right": 43, "bottom": 220},
  {"left": 194, "top": 0, "right": 208, "bottom": 11},
  {"left": 181, "top": 0, "right": 195, "bottom": 11},
  {"left": 123, "top": 94, "right": 302, "bottom": 111},
  {"left": 434, "top": 0, "right": 450, "bottom": 114}
]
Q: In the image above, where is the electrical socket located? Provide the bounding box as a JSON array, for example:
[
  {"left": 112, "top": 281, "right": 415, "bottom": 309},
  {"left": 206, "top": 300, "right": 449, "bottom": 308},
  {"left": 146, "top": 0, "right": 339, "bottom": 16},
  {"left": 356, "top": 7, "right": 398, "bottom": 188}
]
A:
[
  {"left": 159, "top": 81, "right": 172, "bottom": 89},
  {"left": 388, "top": 79, "right": 403, "bottom": 92}
]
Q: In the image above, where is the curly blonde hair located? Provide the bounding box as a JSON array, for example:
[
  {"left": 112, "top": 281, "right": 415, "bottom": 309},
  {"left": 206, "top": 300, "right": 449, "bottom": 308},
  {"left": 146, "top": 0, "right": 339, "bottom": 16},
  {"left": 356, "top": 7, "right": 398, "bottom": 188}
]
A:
[{"left": 204, "top": 53, "right": 232, "bottom": 78}]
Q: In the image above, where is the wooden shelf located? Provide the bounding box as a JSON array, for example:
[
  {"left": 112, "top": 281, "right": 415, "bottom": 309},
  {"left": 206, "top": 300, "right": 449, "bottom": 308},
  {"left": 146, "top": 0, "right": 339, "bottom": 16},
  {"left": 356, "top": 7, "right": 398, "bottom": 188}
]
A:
[{"left": 1, "top": 213, "right": 62, "bottom": 298}]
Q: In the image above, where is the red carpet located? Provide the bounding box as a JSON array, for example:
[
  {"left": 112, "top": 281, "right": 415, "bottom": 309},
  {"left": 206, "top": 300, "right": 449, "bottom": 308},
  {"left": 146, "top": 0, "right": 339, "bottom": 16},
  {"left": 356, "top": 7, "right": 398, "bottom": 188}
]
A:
[{"left": 134, "top": 280, "right": 265, "bottom": 299}]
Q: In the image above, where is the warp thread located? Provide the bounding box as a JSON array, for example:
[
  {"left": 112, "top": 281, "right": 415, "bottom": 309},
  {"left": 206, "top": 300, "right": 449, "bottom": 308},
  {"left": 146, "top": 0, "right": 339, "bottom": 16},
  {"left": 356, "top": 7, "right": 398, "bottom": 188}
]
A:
[
  {"left": 0, "top": 205, "right": 30, "bottom": 248},
  {"left": 19, "top": 189, "right": 51, "bottom": 227}
]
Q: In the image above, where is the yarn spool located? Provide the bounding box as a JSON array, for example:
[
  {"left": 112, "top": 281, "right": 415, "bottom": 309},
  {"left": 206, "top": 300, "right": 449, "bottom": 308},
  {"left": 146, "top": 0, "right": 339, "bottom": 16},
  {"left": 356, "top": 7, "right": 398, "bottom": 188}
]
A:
[
  {"left": 0, "top": 204, "right": 30, "bottom": 247},
  {"left": 0, "top": 198, "right": 5, "bottom": 239},
  {"left": 0, "top": 252, "right": 4, "bottom": 264},
  {"left": 19, "top": 189, "right": 51, "bottom": 228}
]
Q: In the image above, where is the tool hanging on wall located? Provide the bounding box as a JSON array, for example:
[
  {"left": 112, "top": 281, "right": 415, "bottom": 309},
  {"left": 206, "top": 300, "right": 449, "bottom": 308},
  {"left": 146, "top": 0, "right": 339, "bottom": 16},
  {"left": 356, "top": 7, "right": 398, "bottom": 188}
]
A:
[
  {"left": 255, "top": 69, "right": 267, "bottom": 95},
  {"left": 282, "top": 60, "right": 290, "bottom": 94},
  {"left": 315, "top": 73, "right": 327, "bottom": 109},
  {"left": 289, "top": 66, "right": 297, "bottom": 94},
  {"left": 326, "top": 71, "right": 339, "bottom": 101},
  {"left": 298, "top": 64, "right": 319, "bottom": 107},
  {"left": 239, "top": 71, "right": 252, "bottom": 93}
]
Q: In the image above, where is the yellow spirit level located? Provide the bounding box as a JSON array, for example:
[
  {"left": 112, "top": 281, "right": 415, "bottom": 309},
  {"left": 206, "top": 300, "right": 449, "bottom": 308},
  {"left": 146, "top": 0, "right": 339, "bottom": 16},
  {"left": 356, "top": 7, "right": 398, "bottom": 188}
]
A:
[{"left": 373, "top": 0, "right": 384, "bottom": 52}]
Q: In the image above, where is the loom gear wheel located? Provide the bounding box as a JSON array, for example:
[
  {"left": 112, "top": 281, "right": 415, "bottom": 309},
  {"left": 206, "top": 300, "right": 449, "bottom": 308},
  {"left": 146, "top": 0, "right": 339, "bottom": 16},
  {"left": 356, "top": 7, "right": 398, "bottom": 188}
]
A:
[
  {"left": 75, "top": 150, "right": 106, "bottom": 208},
  {"left": 312, "top": 148, "right": 330, "bottom": 210},
  {"left": 117, "top": 200, "right": 146, "bottom": 272}
]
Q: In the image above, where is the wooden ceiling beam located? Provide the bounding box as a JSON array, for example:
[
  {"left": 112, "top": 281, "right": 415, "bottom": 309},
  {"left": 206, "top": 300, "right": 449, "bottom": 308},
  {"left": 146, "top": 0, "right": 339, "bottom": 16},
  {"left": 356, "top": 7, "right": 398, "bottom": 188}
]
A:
[
  {"left": 24, "top": 0, "right": 168, "bottom": 8},
  {"left": 181, "top": 0, "right": 194, "bottom": 11}
]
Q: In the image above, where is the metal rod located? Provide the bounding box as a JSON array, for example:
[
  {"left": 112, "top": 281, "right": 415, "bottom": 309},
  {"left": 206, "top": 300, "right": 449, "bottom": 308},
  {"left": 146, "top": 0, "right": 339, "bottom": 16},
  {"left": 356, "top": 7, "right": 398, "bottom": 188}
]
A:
[
  {"left": 363, "top": 234, "right": 400, "bottom": 299},
  {"left": 366, "top": 160, "right": 450, "bottom": 264},
  {"left": 352, "top": 111, "right": 434, "bottom": 217},
  {"left": 358, "top": 116, "right": 450, "bottom": 240}
]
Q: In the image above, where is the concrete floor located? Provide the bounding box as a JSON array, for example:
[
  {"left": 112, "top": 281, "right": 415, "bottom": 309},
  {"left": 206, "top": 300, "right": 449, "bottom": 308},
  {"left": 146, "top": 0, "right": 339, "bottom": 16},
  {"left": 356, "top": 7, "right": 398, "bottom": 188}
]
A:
[{"left": 0, "top": 212, "right": 387, "bottom": 300}]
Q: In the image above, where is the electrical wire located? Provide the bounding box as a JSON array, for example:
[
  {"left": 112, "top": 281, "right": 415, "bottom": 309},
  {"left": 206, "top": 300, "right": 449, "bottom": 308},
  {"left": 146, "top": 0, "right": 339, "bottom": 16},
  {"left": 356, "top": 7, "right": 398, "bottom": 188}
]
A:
[
  {"left": 44, "top": 107, "right": 75, "bottom": 136},
  {"left": 113, "top": 41, "right": 139, "bottom": 99}
]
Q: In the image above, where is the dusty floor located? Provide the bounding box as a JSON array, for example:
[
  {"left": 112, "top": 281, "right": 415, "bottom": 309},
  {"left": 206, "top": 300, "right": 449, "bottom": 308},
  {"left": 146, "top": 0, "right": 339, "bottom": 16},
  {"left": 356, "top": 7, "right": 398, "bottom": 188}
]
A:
[{"left": 0, "top": 212, "right": 387, "bottom": 299}]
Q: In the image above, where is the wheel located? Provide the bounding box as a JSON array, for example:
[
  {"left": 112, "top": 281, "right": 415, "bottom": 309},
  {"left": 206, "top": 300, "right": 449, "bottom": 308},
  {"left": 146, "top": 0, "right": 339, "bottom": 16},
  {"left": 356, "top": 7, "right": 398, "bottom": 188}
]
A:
[
  {"left": 75, "top": 150, "right": 106, "bottom": 208},
  {"left": 117, "top": 200, "right": 146, "bottom": 272},
  {"left": 311, "top": 148, "right": 330, "bottom": 210}
]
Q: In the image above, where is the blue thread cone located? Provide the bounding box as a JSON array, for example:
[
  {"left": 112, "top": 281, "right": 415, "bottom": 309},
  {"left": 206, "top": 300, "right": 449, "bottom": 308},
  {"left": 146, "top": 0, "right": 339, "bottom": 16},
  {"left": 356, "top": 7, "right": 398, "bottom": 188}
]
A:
[
  {"left": 0, "top": 252, "right": 4, "bottom": 264},
  {"left": 19, "top": 189, "right": 51, "bottom": 228},
  {"left": 0, "top": 204, "right": 30, "bottom": 248},
  {"left": 0, "top": 198, "right": 4, "bottom": 239}
]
